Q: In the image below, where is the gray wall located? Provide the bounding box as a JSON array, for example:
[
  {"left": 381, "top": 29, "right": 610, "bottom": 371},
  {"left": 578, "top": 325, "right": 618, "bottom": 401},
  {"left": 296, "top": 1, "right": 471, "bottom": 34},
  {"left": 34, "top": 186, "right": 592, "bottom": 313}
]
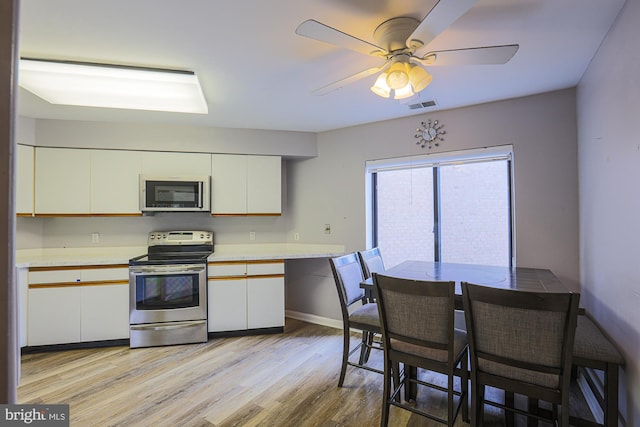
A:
[
  {"left": 577, "top": 0, "right": 640, "bottom": 421},
  {"left": 285, "top": 88, "right": 579, "bottom": 321}
]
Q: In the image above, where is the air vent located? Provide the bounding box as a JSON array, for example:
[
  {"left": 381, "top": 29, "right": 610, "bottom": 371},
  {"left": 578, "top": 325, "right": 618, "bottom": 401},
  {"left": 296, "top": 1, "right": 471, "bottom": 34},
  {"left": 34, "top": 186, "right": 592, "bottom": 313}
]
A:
[{"left": 408, "top": 100, "right": 437, "bottom": 110}]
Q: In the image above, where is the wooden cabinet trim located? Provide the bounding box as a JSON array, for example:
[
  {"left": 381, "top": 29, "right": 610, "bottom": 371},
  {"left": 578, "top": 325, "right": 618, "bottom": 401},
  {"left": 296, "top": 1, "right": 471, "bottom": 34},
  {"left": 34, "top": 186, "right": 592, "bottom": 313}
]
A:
[
  {"left": 29, "top": 280, "right": 129, "bottom": 289},
  {"left": 208, "top": 276, "right": 246, "bottom": 281},
  {"left": 29, "top": 264, "right": 129, "bottom": 272},
  {"left": 246, "top": 259, "right": 284, "bottom": 265},
  {"left": 32, "top": 213, "right": 143, "bottom": 218}
]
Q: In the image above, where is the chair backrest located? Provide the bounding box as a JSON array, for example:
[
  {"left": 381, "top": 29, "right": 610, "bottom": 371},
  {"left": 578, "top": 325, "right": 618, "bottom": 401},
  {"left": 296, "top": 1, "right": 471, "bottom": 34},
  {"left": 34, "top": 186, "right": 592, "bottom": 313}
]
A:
[
  {"left": 329, "top": 253, "right": 366, "bottom": 312},
  {"left": 373, "top": 273, "right": 455, "bottom": 355},
  {"left": 358, "top": 247, "right": 386, "bottom": 279},
  {"left": 461, "top": 282, "right": 580, "bottom": 398}
]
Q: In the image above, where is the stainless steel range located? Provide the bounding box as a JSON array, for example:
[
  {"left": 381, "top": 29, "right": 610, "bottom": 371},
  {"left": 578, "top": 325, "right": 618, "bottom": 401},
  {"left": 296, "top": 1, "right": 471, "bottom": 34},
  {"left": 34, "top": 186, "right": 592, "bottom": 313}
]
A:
[{"left": 129, "top": 231, "right": 213, "bottom": 348}]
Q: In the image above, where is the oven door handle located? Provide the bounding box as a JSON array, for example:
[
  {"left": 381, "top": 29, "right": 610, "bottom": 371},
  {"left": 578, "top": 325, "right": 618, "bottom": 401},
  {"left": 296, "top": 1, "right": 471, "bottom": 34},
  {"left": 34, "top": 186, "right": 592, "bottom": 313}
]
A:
[
  {"left": 130, "top": 320, "right": 206, "bottom": 331},
  {"left": 130, "top": 264, "right": 206, "bottom": 274}
]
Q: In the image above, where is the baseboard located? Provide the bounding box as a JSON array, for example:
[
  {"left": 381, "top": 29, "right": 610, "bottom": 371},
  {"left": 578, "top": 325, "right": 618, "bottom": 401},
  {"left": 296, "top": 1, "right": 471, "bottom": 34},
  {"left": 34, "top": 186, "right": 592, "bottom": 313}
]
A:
[
  {"left": 577, "top": 367, "right": 604, "bottom": 424},
  {"left": 286, "top": 310, "right": 342, "bottom": 330}
]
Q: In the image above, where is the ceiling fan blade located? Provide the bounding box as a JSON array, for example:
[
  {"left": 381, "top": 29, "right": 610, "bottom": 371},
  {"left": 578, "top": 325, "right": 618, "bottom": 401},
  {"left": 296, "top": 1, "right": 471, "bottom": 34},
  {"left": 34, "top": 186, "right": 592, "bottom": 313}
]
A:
[
  {"left": 418, "top": 45, "right": 519, "bottom": 66},
  {"left": 407, "top": 0, "right": 479, "bottom": 49},
  {"left": 312, "top": 63, "right": 389, "bottom": 96},
  {"left": 296, "top": 19, "right": 384, "bottom": 57}
]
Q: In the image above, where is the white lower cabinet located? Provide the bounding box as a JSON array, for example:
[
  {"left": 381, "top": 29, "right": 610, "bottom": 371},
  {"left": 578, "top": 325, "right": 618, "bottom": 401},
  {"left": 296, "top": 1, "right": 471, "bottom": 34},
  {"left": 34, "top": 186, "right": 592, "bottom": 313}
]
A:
[
  {"left": 28, "top": 287, "right": 82, "bottom": 346},
  {"left": 208, "top": 278, "right": 248, "bottom": 332},
  {"left": 208, "top": 260, "right": 284, "bottom": 332},
  {"left": 247, "top": 276, "right": 285, "bottom": 329},
  {"left": 27, "top": 265, "right": 129, "bottom": 346},
  {"left": 81, "top": 284, "right": 130, "bottom": 342}
]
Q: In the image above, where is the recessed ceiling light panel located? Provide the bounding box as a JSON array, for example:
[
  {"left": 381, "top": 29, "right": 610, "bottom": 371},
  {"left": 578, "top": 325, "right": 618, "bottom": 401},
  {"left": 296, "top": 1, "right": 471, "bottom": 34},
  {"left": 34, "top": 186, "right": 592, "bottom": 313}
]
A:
[{"left": 18, "top": 59, "right": 208, "bottom": 114}]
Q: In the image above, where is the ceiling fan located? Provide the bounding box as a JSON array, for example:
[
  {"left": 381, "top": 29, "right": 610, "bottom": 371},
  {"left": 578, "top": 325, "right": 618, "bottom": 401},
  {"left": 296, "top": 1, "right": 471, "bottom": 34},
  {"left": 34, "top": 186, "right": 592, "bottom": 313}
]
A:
[{"left": 295, "top": 0, "right": 519, "bottom": 100}]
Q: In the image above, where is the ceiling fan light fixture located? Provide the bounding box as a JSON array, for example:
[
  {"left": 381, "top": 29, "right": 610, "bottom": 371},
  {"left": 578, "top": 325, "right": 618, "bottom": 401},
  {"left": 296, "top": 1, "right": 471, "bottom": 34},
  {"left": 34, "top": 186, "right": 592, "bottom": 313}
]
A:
[
  {"left": 385, "top": 61, "right": 409, "bottom": 90},
  {"left": 371, "top": 73, "right": 391, "bottom": 98},
  {"left": 408, "top": 63, "right": 433, "bottom": 93},
  {"left": 393, "top": 83, "right": 414, "bottom": 100}
]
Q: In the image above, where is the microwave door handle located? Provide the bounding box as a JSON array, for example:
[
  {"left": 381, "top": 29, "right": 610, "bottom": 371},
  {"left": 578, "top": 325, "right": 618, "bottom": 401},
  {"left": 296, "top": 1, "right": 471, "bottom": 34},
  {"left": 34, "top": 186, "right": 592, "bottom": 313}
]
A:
[{"left": 198, "top": 181, "right": 204, "bottom": 208}]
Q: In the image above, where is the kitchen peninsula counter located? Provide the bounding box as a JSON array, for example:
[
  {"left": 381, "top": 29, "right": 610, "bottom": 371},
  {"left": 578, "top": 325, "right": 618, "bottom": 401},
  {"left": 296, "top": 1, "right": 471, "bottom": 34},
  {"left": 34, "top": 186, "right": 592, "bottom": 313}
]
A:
[{"left": 16, "top": 243, "right": 345, "bottom": 267}]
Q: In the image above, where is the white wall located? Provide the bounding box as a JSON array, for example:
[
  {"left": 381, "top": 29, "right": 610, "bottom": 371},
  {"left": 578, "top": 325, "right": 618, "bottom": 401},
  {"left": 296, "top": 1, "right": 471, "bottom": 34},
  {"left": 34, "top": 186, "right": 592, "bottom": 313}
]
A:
[
  {"left": 577, "top": 0, "right": 640, "bottom": 422},
  {"left": 286, "top": 89, "right": 579, "bottom": 319},
  {"left": 14, "top": 117, "right": 305, "bottom": 249},
  {"left": 30, "top": 119, "right": 317, "bottom": 158},
  {"left": 19, "top": 215, "right": 287, "bottom": 249}
]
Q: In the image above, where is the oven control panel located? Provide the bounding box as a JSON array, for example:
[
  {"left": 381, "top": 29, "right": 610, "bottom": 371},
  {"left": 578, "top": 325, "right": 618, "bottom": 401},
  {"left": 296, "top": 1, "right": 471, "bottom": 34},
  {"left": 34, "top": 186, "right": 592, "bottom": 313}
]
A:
[{"left": 148, "top": 231, "right": 213, "bottom": 246}]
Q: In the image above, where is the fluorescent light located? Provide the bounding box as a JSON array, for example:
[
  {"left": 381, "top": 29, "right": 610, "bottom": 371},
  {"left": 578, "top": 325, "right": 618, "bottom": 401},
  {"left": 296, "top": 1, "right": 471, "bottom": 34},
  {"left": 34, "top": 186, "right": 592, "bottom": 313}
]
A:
[{"left": 19, "top": 59, "right": 208, "bottom": 114}]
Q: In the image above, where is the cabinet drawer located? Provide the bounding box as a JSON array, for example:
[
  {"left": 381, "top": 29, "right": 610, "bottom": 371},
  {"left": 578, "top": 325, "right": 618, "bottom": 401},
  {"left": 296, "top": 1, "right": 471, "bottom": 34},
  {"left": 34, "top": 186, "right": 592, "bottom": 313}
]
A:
[
  {"left": 28, "top": 265, "right": 130, "bottom": 285},
  {"left": 247, "top": 260, "right": 284, "bottom": 276},
  {"left": 208, "top": 262, "right": 247, "bottom": 278},
  {"left": 29, "top": 269, "right": 81, "bottom": 285},
  {"left": 81, "top": 267, "right": 129, "bottom": 282}
]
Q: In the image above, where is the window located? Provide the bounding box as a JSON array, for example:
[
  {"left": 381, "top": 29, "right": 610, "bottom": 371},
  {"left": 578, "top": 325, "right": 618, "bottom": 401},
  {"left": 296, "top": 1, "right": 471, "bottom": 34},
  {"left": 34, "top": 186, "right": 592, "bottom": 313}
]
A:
[{"left": 366, "top": 146, "right": 514, "bottom": 268}]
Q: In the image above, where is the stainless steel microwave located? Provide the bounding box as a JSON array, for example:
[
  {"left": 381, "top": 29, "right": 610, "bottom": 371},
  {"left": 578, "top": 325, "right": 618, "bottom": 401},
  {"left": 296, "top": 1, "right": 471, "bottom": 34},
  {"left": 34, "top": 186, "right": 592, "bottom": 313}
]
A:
[{"left": 140, "top": 175, "right": 210, "bottom": 212}]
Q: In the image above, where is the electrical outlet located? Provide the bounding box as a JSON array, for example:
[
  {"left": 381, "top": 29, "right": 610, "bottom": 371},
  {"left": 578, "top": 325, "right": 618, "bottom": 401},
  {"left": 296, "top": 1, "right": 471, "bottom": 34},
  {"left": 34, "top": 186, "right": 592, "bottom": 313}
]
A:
[
  {"left": 294, "top": 232, "right": 300, "bottom": 241},
  {"left": 91, "top": 233, "right": 100, "bottom": 244},
  {"left": 324, "top": 224, "right": 331, "bottom": 234},
  {"left": 249, "top": 231, "right": 256, "bottom": 241}
]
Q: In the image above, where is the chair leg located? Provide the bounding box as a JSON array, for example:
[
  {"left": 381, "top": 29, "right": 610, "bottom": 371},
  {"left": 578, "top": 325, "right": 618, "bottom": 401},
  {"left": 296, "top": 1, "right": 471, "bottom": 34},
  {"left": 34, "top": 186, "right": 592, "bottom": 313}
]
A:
[
  {"left": 461, "top": 351, "right": 469, "bottom": 423},
  {"left": 605, "top": 362, "right": 619, "bottom": 427},
  {"left": 527, "top": 398, "right": 538, "bottom": 427},
  {"left": 380, "top": 361, "right": 392, "bottom": 427},
  {"left": 448, "top": 372, "right": 455, "bottom": 427},
  {"left": 363, "top": 332, "right": 374, "bottom": 363},
  {"left": 505, "top": 391, "right": 515, "bottom": 427},
  {"left": 392, "top": 361, "right": 401, "bottom": 403},
  {"left": 404, "top": 365, "right": 417, "bottom": 402},
  {"left": 338, "top": 326, "right": 350, "bottom": 387},
  {"left": 475, "top": 383, "right": 485, "bottom": 426},
  {"left": 358, "top": 331, "right": 368, "bottom": 365}
]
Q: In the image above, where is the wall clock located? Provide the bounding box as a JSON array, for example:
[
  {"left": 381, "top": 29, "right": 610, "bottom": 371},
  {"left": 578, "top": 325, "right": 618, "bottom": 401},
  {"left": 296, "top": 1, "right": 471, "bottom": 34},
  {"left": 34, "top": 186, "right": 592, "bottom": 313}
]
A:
[{"left": 415, "top": 119, "right": 445, "bottom": 149}]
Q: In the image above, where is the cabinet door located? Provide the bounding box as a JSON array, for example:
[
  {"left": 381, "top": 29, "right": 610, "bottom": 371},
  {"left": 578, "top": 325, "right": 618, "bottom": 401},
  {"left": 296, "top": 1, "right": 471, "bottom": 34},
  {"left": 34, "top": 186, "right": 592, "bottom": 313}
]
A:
[
  {"left": 81, "top": 284, "right": 129, "bottom": 341},
  {"left": 35, "top": 147, "right": 91, "bottom": 214},
  {"left": 247, "top": 155, "right": 281, "bottom": 214},
  {"left": 141, "top": 151, "right": 212, "bottom": 176},
  {"left": 16, "top": 144, "right": 34, "bottom": 215},
  {"left": 208, "top": 278, "right": 247, "bottom": 332},
  {"left": 28, "top": 287, "right": 81, "bottom": 346},
  {"left": 211, "top": 154, "right": 247, "bottom": 215},
  {"left": 17, "top": 268, "right": 28, "bottom": 347},
  {"left": 247, "top": 276, "right": 284, "bottom": 329},
  {"left": 91, "top": 150, "right": 142, "bottom": 214}
]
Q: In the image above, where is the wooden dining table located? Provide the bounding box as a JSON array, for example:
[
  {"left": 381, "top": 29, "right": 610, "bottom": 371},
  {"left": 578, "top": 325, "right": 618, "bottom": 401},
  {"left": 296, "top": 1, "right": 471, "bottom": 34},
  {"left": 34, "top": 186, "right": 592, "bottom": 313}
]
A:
[
  {"left": 360, "top": 260, "right": 571, "bottom": 310},
  {"left": 361, "top": 260, "right": 575, "bottom": 405}
]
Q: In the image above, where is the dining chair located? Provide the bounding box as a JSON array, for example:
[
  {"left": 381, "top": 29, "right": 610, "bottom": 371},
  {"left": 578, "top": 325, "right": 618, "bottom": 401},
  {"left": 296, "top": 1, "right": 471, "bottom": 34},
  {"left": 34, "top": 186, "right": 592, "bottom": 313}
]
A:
[
  {"left": 461, "top": 282, "right": 580, "bottom": 427},
  {"left": 357, "top": 247, "right": 386, "bottom": 279},
  {"left": 373, "top": 273, "right": 468, "bottom": 427},
  {"left": 329, "top": 253, "right": 383, "bottom": 387}
]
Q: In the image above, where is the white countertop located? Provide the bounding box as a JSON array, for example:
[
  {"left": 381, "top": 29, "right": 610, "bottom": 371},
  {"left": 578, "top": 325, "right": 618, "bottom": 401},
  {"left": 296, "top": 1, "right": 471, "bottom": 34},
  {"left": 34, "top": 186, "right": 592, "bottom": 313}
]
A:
[{"left": 16, "top": 243, "right": 345, "bottom": 268}]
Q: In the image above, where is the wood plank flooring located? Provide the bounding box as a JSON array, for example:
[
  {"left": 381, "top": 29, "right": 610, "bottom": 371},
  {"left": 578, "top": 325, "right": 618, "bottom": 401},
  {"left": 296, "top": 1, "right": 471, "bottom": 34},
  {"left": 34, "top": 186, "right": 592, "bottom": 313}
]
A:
[{"left": 18, "top": 318, "right": 592, "bottom": 426}]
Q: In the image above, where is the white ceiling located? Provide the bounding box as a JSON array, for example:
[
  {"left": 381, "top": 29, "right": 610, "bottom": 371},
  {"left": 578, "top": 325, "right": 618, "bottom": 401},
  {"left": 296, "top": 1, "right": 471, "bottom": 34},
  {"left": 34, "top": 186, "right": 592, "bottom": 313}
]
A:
[{"left": 17, "top": 0, "right": 625, "bottom": 133}]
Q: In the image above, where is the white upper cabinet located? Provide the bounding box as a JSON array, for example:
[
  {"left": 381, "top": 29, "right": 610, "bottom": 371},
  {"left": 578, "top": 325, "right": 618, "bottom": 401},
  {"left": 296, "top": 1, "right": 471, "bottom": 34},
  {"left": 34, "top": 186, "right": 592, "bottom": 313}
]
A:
[
  {"left": 211, "top": 154, "right": 248, "bottom": 215},
  {"left": 247, "top": 155, "right": 281, "bottom": 214},
  {"left": 30, "top": 148, "right": 280, "bottom": 216},
  {"left": 211, "top": 154, "right": 281, "bottom": 215},
  {"left": 141, "top": 151, "right": 211, "bottom": 176},
  {"left": 16, "top": 144, "right": 34, "bottom": 215},
  {"left": 91, "top": 149, "right": 142, "bottom": 214},
  {"left": 35, "top": 147, "right": 91, "bottom": 214}
]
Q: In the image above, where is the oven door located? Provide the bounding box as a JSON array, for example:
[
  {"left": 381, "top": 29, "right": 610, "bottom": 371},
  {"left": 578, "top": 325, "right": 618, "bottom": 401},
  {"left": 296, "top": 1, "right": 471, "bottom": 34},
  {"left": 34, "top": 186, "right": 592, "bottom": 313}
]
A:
[{"left": 129, "top": 263, "right": 207, "bottom": 325}]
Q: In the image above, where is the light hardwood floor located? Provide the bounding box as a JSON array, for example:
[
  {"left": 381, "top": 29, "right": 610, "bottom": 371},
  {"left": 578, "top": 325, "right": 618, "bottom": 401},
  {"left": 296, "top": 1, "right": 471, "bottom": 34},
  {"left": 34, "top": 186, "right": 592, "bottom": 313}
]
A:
[{"left": 18, "top": 318, "right": 591, "bottom": 426}]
